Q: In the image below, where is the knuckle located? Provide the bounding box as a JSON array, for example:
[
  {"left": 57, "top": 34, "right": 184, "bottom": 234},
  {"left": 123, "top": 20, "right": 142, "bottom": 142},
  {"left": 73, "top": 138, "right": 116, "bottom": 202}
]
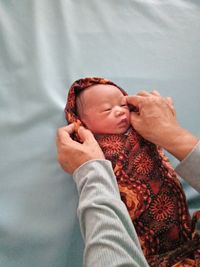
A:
[
  {"left": 138, "top": 90, "right": 148, "bottom": 95},
  {"left": 56, "top": 128, "right": 61, "bottom": 137}
]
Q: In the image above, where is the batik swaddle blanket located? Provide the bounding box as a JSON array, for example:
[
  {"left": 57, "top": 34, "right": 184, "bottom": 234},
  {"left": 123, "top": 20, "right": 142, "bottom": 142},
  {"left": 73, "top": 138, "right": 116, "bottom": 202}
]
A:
[{"left": 65, "top": 77, "right": 200, "bottom": 267}]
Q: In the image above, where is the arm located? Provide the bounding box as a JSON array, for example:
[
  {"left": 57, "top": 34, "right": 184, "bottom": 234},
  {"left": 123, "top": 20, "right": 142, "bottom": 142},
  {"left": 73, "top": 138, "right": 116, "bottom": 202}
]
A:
[
  {"left": 175, "top": 140, "right": 200, "bottom": 192},
  {"left": 56, "top": 125, "right": 149, "bottom": 267},
  {"left": 74, "top": 160, "right": 149, "bottom": 267}
]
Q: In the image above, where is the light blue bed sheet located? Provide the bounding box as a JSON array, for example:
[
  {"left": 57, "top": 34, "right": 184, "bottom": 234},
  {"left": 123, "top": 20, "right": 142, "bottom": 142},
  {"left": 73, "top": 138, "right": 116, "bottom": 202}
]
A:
[{"left": 0, "top": 1, "right": 199, "bottom": 266}]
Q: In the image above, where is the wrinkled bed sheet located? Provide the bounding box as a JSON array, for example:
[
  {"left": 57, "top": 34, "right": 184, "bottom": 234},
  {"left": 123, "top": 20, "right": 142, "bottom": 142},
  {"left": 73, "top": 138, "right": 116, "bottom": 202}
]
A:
[{"left": 0, "top": 1, "right": 199, "bottom": 266}]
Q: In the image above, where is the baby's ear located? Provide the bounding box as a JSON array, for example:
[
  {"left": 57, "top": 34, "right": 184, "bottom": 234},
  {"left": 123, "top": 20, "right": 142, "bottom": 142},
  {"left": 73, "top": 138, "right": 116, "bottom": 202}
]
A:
[
  {"left": 70, "top": 120, "right": 82, "bottom": 143},
  {"left": 74, "top": 120, "right": 88, "bottom": 143},
  {"left": 74, "top": 120, "right": 82, "bottom": 133}
]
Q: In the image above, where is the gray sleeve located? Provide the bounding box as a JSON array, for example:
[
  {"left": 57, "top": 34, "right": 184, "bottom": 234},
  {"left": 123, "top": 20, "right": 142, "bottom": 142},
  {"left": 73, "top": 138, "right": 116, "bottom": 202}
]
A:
[
  {"left": 73, "top": 159, "right": 149, "bottom": 267},
  {"left": 175, "top": 140, "right": 200, "bottom": 193}
]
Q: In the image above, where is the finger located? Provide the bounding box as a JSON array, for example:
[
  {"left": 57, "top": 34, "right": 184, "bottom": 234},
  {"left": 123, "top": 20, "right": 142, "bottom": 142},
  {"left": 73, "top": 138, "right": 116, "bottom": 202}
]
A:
[
  {"left": 126, "top": 95, "right": 143, "bottom": 108},
  {"left": 165, "top": 97, "right": 176, "bottom": 116},
  {"left": 165, "top": 96, "right": 173, "bottom": 106},
  {"left": 56, "top": 124, "right": 74, "bottom": 145},
  {"left": 129, "top": 111, "right": 140, "bottom": 126},
  {"left": 57, "top": 123, "right": 75, "bottom": 137},
  {"left": 136, "top": 90, "right": 151, "bottom": 97},
  {"left": 65, "top": 123, "right": 75, "bottom": 134},
  {"left": 150, "top": 90, "right": 160, "bottom": 96},
  {"left": 78, "top": 126, "right": 96, "bottom": 144}
]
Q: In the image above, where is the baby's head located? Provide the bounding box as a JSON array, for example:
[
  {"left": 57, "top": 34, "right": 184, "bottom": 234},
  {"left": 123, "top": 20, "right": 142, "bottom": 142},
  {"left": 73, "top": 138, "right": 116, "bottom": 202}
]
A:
[
  {"left": 65, "top": 77, "right": 131, "bottom": 135},
  {"left": 76, "top": 84, "right": 130, "bottom": 134}
]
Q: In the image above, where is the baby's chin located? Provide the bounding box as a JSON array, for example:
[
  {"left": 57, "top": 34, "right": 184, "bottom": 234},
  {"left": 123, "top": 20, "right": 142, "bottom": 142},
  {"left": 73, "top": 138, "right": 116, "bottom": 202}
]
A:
[
  {"left": 115, "top": 123, "right": 131, "bottom": 134},
  {"left": 114, "top": 127, "right": 130, "bottom": 135},
  {"left": 95, "top": 126, "right": 130, "bottom": 135}
]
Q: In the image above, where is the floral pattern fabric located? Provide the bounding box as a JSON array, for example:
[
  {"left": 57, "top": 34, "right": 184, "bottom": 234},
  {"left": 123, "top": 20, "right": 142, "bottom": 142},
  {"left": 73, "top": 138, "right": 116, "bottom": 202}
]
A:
[{"left": 65, "top": 77, "right": 200, "bottom": 267}]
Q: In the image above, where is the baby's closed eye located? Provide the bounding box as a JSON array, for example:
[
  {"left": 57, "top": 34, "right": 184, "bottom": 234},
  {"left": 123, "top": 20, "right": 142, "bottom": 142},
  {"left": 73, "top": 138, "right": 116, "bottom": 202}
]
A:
[
  {"left": 101, "top": 106, "right": 112, "bottom": 111},
  {"left": 121, "top": 104, "right": 129, "bottom": 108},
  {"left": 103, "top": 108, "right": 111, "bottom": 112}
]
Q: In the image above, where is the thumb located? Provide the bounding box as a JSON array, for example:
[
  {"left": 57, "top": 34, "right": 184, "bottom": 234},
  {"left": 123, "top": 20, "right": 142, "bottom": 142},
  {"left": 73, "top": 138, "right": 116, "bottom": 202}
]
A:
[
  {"left": 78, "top": 126, "right": 96, "bottom": 144},
  {"left": 130, "top": 111, "right": 140, "bottom": 127},
  {"left": 126, "top": 95, "right": 142, "bottom": 108}
]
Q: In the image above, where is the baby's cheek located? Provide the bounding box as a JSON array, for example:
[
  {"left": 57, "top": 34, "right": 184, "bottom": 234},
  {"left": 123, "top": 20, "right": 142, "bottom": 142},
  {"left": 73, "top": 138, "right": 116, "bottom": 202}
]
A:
[{"left": 126, "top": 110, "right": 131, "bottom": 120}]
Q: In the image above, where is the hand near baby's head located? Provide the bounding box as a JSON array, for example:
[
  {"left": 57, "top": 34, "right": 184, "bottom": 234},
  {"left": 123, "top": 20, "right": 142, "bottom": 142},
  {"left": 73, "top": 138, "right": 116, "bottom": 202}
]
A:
[{"left": 56, "top": 123, "right": 105, "bottom": 174}]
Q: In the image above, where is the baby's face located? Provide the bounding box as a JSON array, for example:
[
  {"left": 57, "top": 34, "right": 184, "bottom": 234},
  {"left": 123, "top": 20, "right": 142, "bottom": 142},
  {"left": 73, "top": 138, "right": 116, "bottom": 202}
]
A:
[{"left": 77, "top": 84, "right": 130, "bottom": 134}]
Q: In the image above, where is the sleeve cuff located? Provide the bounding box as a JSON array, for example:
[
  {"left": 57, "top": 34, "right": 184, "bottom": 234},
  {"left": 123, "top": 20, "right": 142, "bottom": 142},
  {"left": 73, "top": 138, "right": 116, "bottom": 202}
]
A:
[{"left": 175, "top": 140, "right": 200, "bottom": 192}]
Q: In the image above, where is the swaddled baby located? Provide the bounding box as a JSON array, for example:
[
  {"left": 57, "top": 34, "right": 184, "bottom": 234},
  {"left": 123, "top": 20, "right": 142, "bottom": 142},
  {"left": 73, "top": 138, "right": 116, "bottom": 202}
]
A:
[{"left": 65, "top": 77, "right": 200, "bottom": 267}]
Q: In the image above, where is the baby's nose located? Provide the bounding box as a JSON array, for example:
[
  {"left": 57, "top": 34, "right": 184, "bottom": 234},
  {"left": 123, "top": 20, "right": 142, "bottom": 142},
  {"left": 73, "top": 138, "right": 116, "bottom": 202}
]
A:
[{"left": 115, "top": 107, "right": 125, "bottom": 116}]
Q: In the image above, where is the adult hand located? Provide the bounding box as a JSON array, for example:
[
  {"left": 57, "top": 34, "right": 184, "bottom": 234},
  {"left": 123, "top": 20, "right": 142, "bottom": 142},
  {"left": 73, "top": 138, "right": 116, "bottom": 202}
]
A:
[
  {"left": 126, "top": 91, "right": 179, "bottom": 145},
  {"left": 56, "top": 124, "right": 105, "bottom": 174},
  {"left": 126, "top": 91, "right": 199, "bottom": 160}
]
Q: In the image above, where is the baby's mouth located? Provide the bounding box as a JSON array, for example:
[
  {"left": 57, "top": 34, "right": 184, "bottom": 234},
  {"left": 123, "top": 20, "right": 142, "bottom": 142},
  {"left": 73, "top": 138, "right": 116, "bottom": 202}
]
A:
[{"left": 118, "top": 118, "right": 128, "bottom": 126}]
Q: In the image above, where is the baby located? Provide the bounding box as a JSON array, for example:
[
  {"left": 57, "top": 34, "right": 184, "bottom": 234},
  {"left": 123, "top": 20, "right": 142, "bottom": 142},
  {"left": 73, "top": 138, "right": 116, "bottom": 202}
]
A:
[
  {"left": 65, "top": 77, "right": 200, "bottom": 267},
  {"left": 76, "top": 83, "right": 130, "bottom": 135}
]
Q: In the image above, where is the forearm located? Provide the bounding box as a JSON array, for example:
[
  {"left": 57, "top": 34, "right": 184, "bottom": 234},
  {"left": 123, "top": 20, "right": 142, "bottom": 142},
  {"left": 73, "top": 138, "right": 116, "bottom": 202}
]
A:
[
  {"left": 175, "top": 140, "right": 200, "bottom": 193},
  {"left": 162, "top": 126, "right": 199, "bottom": 161},
  {"left": 73, "top": 160, "right": 149, "bottom": 267}
]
